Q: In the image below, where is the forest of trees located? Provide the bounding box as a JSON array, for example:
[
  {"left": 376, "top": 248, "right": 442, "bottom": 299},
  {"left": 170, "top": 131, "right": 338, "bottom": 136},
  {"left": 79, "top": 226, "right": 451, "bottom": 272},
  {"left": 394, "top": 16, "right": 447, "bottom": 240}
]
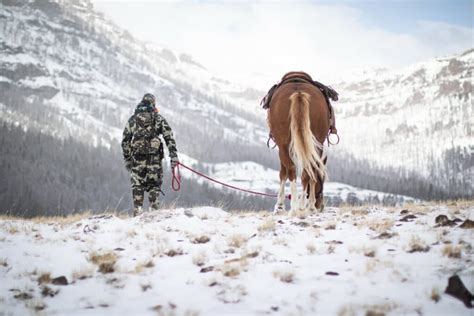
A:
[{"left": 327, "top": 148, "right": 473, "bottom": 200}]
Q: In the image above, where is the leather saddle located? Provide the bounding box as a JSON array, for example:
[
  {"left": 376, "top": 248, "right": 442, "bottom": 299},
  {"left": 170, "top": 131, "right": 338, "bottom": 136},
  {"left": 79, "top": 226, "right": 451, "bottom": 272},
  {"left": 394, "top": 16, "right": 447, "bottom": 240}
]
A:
[{"left": 261, "top": 71, "right": 339, "bottom": 135}]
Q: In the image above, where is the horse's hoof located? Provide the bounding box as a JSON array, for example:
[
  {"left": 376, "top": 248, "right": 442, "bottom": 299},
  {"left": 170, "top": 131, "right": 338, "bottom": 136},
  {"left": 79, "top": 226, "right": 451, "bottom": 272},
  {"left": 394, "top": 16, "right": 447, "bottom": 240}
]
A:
[{"left": 273, "top": 205, "right": 285, "bottom": 214}]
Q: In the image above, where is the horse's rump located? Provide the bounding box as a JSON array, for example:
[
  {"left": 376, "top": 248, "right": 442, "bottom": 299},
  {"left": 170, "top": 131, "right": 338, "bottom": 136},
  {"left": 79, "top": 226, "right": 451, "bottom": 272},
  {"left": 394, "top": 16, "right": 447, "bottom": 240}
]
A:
[{"left": 288, "top": 91, "right": 327, "bottom": 183}]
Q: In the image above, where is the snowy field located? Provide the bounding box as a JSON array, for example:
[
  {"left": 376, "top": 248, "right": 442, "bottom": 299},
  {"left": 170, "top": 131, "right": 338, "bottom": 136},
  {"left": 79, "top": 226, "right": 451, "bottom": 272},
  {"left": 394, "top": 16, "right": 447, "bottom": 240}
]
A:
[{"left": 0, "top": 202, "right": 473, "bottom": 315}]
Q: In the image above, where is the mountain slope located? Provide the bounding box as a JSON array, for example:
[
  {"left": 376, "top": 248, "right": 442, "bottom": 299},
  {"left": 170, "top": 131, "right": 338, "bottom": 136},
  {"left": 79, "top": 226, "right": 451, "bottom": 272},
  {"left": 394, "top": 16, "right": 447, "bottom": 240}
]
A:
[
  {"left": 0, "top": 0, "right": 270, "bottom": 163},
  {"left": 331, "top": 50, "right": 473, "bottom": 198}
]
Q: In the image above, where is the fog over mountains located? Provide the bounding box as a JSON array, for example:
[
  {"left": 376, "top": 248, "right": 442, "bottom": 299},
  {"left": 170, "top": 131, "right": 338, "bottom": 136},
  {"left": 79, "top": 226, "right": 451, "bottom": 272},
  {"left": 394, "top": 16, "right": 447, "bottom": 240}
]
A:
[{"left": 0, "top": 0, "right": 472, "bottom": 215}]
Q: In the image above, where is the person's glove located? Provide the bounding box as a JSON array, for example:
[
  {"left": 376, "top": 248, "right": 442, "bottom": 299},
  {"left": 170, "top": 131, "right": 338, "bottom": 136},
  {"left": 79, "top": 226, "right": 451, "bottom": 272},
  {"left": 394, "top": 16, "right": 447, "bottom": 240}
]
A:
[
  {"left": 170, "top": 156, "right": 179, "bottom": 169},
  {"left": 125, "top": 160, "right": 132, "bottom": 172}
]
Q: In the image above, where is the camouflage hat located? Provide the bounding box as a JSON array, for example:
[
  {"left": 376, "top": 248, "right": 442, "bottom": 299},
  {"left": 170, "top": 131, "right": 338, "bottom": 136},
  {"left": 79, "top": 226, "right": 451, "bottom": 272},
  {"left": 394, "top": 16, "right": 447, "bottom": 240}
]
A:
[{"left": 142, "top": 93, "right": 156, "bottom": 106}]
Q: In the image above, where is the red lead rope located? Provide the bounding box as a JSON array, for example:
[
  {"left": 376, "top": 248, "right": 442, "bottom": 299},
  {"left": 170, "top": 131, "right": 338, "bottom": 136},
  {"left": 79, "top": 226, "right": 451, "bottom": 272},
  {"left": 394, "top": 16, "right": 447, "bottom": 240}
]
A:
[{"left": 172, "top": 162, "right": 291, "bottom": 200}]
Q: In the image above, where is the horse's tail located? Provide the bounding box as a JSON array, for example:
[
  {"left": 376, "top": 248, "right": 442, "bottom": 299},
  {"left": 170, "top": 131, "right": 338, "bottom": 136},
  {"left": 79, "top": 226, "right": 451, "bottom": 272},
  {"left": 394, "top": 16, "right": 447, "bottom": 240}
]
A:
[{"left": 289, "top": 91, "right": 327, "bottom": 183}]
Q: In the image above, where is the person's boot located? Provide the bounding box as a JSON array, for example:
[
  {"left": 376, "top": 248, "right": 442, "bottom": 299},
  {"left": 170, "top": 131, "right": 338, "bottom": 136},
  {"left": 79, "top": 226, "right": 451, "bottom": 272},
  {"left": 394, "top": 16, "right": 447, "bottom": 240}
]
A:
[
  {"left": 149, "top": 202, "right": 159, "bottom": 213},
  {"left": 133, "top": 206, "right": 143, "bottom": 217}
]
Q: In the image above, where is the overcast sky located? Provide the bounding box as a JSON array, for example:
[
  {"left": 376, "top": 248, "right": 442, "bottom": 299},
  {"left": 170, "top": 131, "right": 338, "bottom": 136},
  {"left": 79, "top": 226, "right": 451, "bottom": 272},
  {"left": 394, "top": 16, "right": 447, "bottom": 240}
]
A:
[{"left": 92, "top": 0, "right": 473, "bottom": 84}]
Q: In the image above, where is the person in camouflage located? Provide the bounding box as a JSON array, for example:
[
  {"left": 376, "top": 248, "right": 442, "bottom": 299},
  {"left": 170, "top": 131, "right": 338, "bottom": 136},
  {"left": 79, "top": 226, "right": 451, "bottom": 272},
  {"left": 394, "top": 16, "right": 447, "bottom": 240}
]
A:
[{"left": 122, "top": 93, "right": 179, "bottom": 216}]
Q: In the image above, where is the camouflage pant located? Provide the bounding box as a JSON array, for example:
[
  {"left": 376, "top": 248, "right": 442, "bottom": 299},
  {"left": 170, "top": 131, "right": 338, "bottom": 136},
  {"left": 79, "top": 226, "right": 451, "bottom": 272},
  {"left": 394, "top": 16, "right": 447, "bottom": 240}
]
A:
[{"left": 130, "top": 155, "right": 163, "bottom": 210}]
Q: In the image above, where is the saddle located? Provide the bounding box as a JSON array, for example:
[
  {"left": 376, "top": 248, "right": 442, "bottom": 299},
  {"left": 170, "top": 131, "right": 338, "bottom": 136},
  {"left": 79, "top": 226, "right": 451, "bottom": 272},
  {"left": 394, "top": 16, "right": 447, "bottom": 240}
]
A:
[{"left": 261, "top": 71, "right": 339, "bottom": 136}]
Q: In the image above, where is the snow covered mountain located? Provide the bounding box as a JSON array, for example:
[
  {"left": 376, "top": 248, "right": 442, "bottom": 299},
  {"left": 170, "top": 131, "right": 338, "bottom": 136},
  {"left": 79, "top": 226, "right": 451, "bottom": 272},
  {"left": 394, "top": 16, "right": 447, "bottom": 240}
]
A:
[
  {"left": 331, "top": 50, "right": 473, "bottom": 198},
  {"left": 0, "top": 0, "right": 268, "bottom": 156}
]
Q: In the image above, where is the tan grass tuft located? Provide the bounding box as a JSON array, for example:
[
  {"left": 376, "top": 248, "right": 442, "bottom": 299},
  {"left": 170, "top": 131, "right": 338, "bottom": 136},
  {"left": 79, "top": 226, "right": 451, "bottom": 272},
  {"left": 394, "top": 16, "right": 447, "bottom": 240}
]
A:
[
  {"left": 364, "top": 218, "right": 394, "bottom": 234},
  {"left": 442, "top": 244, "right": 461, "bottom": 258},
  {"left": 258, "top": 218, "right": 276, "bottom": 232},
  {"left": 135, "top": 260, "right": 154, "bottom": 273},
  {"left": 221, "top": 264, "right": 241, "bottom": 278},
  {"left": 88, "top": 251, "right": 118, "bottom": 274},
  {"left": 227, "top": 234, "right": 247, "bottom": 248},
  {"left": 72, "top": 267, "right": 94, "bottom": 281},
  {"left": 37, "top": 272, "right": 51, "bottom": 285},
  {"left": 430, "top": 287, "right": 441, "bottom": 303},
  {"left": 406, "top": 236, "right": 430, "bottom": 253}
]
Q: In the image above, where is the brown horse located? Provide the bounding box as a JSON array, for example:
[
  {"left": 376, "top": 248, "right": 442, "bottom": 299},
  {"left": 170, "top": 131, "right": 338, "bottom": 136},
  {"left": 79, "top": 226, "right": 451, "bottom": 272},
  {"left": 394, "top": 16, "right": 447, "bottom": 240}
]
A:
[{"left": 268, "top": 71, "right": 330, "bottom": 214}]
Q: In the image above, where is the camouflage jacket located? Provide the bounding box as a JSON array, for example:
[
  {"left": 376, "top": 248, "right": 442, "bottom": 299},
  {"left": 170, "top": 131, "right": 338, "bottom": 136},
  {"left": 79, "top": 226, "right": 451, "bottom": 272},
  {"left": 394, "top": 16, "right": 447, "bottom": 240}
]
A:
[{"left": 121, "top": 102, "right": 178, "bottom": 164}]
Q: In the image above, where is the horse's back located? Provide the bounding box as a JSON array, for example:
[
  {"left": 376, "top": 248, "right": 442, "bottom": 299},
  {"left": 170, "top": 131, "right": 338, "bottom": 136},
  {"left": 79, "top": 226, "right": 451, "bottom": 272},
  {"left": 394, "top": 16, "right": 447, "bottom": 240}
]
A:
[{"left": 269, "top": 83, "right": 330, "bottom": 144}]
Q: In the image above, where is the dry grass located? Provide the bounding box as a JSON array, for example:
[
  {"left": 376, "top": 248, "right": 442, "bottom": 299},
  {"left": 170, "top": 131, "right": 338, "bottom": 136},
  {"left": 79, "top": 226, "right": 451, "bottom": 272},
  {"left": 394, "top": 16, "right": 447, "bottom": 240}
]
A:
[
  {"left": 273, "top": 270, "right": 294, "bottom": 283},
  {"left": 293, "top": 209, "right": 309, "bottom": 219},
  {"left": 37, "top": 272, "right": 51, "bottom": 285},
  {"left": 5, "top": 225, "right": 19, "bottom": 234},
  {"left": 258, "top": 218, "right": 276, "bottom": 232},
  {"left": 72, "top": 267, "right": 94, "bottom": 281},
  {"left": 88, "top": 251, "right": 118, "bottom": 274},
  {"left": 406, "top": 236, "right": 430, "bottom": 253},
  {"left": 227, "top": 234, "right": 247, "bottom": 248},
  {"left": 338, "top": 302, "right": 398, "bottom": 316},
  {"left": 126, "top": 229, "right": 137, "bottom": 238},
  {"left": 364, "top": 259, "right": 394, "bottom": 274},
  {"left": 135, "top": 260, "right": 154, "bottom": 273},
  {"left": 430, "top": 287, "right": 441, "bottom": 303},
  {"left": 221, "top": 264, "right": 241, "bottom": 278},
  {"left": 358, "top": 218, "right": 395, "bottom": 234},
  {"left": 442, "top": 244, "right": 462, "bottom": 258}
]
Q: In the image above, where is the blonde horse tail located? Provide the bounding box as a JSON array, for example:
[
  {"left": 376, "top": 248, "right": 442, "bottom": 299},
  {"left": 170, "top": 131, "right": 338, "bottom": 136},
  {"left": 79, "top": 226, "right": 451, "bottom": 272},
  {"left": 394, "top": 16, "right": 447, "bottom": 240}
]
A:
[{"left": 289, "top": 91, "right": 327, "bottom": 183}]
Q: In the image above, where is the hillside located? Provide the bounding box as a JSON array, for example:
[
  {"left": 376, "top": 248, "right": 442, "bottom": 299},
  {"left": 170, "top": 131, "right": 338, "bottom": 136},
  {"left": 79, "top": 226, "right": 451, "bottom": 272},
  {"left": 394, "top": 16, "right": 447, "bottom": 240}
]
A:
[
  {"left": 1, "top": 202, "right": 473, "bottom": 314},
  {"left": 331, "top": 50, "right": 473, "bottom": 198}
]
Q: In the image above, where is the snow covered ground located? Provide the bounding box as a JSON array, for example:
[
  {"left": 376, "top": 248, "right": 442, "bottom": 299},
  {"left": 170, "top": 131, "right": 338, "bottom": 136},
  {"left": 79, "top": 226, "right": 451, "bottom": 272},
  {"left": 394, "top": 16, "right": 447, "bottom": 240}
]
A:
[{"left": 1, "top": 202, "right": 473, "bottom": 315}]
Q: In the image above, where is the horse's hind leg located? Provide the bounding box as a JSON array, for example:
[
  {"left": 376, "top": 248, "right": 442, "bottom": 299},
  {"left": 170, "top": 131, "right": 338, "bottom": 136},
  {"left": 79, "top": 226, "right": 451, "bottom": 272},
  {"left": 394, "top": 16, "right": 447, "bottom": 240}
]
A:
[
  {"left": 274, "top": 163, "right": 287, "bottom": 213},
  {"left": 308, "top": 180, "right": 318, "bottom": 212},
  {"left": 277, "top": 147, "right": 298, "bottom": 215}
]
